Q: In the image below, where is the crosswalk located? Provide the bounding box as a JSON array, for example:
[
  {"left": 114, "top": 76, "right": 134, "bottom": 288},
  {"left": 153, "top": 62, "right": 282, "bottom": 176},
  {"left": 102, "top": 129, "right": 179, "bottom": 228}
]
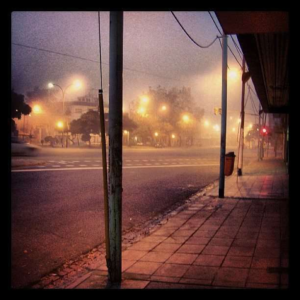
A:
[{"left": 12, "top": 158, "right": 219, "bottom": 172}]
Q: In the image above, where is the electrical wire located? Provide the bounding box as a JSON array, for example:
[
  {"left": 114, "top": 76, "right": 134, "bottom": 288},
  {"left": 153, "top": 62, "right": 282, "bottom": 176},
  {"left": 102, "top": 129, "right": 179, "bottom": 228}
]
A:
[
  {"left": 208, "top": 11, "right": 243, "bottom": 69},
  {"left": 171, "top": 11, "right": 220, "bottom": 49},
  {"left": 12, "top": 42, "right": 182, "bottom": 83}
]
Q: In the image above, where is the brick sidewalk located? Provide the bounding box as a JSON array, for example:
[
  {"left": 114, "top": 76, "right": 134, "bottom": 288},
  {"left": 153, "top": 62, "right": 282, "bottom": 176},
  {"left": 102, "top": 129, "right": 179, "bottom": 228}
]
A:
[{"left": 57, "top": 158, "right": 289, "bottom": 289}]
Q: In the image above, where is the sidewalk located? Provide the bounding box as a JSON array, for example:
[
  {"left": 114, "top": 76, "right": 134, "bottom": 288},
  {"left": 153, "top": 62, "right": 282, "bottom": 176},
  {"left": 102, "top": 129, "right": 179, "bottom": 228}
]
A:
[{"left": 32, "top": 156, "right": 289, "bottom": 289}]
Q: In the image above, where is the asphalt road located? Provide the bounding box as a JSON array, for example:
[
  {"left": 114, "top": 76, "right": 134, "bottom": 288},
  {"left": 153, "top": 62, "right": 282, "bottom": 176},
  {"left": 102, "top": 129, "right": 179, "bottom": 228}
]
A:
[{"left": 11, "top": 146, "right": 257, "bottom": 288}]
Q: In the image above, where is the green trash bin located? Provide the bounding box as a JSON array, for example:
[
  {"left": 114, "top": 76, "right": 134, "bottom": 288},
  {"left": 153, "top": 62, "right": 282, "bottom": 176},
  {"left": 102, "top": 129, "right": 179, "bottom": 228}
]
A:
[{"left": 224, "top": 152, "right": 235, "bottom": 176}]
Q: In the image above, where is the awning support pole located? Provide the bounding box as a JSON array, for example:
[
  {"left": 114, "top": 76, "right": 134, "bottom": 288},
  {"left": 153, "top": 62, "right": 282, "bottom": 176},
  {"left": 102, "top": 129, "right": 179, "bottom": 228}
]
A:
[{"left": 219, "top": 35, "right": 228, "bottom": 198}]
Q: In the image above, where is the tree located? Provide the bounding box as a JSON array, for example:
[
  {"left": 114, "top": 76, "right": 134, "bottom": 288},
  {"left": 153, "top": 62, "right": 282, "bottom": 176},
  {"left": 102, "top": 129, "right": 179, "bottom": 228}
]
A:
[
  {"left": 11, "top": 90, "right": 31, "bottom": 120},
  {"left": 129, "top": 86, "right": 204, "bottom": 147}
]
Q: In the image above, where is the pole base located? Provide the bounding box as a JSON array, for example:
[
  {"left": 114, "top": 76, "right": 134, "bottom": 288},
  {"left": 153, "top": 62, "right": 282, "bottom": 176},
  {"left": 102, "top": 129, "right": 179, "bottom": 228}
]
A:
[
  {"left": 219, "top": 188, "right": 224, "bottom": 198},
  {"left": 237, "top": 168, "right": 242, "bottom": 176}
]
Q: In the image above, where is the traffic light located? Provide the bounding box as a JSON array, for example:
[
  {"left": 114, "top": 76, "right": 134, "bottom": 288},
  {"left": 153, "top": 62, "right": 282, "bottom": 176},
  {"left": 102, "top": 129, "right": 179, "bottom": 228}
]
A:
[{"left": 260, "top": 126, "right": 268, "bottom": 136}]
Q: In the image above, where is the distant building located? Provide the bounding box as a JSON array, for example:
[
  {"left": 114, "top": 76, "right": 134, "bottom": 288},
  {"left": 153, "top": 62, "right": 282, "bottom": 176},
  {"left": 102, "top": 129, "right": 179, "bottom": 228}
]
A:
[{"left": 65, "top": 95, "right": 108, "bottom": 121}]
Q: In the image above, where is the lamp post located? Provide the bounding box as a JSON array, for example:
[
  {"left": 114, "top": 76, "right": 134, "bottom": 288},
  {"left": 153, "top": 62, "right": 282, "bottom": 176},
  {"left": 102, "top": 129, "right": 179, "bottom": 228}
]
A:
[{"left": 48, "top": 80, "right": 82, "bottom": 147}]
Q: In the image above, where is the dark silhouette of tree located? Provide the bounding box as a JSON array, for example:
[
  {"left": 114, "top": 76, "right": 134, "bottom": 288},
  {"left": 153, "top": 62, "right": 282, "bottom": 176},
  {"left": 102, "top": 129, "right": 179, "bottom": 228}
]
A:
[{"left": 11, "top": 90, "right": 31, "bottom": 120}]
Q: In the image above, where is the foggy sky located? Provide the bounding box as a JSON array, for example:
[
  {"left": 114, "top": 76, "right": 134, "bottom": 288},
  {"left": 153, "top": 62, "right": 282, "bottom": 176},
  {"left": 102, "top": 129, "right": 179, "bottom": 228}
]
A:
[{"left": 11, "top": 11, "right": 259, "bottom": 123}]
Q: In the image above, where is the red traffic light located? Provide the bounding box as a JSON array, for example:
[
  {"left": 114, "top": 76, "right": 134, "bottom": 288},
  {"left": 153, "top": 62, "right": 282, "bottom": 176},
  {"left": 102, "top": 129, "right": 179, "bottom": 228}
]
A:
[{"left": 260, "top": 126, "right": 268, "bottom": 136}]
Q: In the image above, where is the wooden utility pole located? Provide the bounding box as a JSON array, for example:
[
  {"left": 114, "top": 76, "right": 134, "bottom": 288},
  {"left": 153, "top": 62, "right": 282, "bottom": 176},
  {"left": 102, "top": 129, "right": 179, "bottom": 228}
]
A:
[
  {"left": 108, "top": 11, "right": 123, "bottom": 283},
  {"left": 219, "top": 35, "right": 228, "bottom": 199}
]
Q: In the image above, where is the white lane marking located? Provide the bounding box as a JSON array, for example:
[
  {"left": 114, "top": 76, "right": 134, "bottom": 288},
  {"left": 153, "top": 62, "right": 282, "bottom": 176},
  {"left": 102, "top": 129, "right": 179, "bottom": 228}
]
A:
[
  {"left": 66, "top": 165, "right": 74, "bottom": 167},
  {"left": 52, "top": 165, "right": 61, "bottom": 167},
  {"left": 12, "top": 164, "right": 219, "bottom": 173},
  {"left": 79, "top": 164, "right": 87, "bottom": 167}
]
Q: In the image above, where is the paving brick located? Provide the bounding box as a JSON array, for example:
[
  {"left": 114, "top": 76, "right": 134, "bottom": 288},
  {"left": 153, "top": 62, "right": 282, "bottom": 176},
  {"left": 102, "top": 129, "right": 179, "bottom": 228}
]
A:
[
  {"left": 232, "top": 239, "right": 257, "bottom": 247},
  {"left": 125, "top": 261, "right": 162, "bottom": 276},
  {"left": 129, "top": 241, "right": 159, "bottom": 251},
  {"left": 222, "top": 256, "right": 252, "bottom": 268},
  {"left": 186, "top": 237, "right": 211, "bottom": 245},
  {"left": 247, "top": 269, "right": 280, "bottom": 284},
  {"left": 254, "top": 247, "right": 280, "bottom": 258},
  {"left": 183, "top": 266, "right": 218, "bottom": 281},
  {"left": 164, "top": 236, "right": 189, "bottom": 244},
  {"left": 166, "top": 253, "right": 198, "bottom": 265},
  {"left": 227, "top": 246, "right": 255, "bottom": 257},
  {"left": 193, "top": 255, "right": 224, "bottom": 267},
  {"left": 122, "top": 250, "right": 148, "bottom": 261},
  {"left": 139, "top": 251, "right": 173, "bottom": 263},
  {"left": 172, "top": 229, "right": 196, "bottom": 237},
  {"left": 209, "top": 238, "right": 233, "bottom": 247},
  {"left": 177, "top": 244, "right": 205, "bottom": 254},
  {"left": 154, "top": 263, "right": 190, "bottom": 278},
  {"left": 116, "top": 280, "right": 150, "bottom": 289},
  {"left": 251, "top": 257, "right": 281, "bottom": 269},
  {"left": 202, "top": 245, "right": 229, "bottom": 256},
  {"left": 152, "top": 243, "right": 182, "bottom": 253},
  {"left": 214, "top": 267, "right": 249, "bottom": 283}
]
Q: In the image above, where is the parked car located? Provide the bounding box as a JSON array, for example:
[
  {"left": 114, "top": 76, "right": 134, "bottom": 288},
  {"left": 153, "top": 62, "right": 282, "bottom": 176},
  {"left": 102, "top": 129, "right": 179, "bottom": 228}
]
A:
[{"left": 11, "top": 137, "right": 40, "bottom": 156}]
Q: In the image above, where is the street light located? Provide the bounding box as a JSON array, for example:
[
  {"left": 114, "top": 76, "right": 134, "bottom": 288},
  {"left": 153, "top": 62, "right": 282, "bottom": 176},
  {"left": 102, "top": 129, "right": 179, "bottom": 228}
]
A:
[
  {"left": 48, "top": 80, "right": 82, "bottom": 147},
  {"left": 182, "top": 115, "right": 190, "bottom": 123},
  {"left": 32, "top": 105, "right": 42, "bottom": 114}
]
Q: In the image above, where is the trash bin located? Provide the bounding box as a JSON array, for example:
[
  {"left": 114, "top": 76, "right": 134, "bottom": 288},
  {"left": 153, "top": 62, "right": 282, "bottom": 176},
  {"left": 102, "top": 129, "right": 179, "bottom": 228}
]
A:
[{"left": 224, "top": 152, "right": 236, "bottom": 176}]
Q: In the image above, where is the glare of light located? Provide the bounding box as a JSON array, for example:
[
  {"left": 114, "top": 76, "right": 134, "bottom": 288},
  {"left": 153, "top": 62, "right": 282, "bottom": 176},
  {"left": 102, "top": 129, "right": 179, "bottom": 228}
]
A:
[
  {"left": 182, "top": 115, "right": 189, "bottom": 122},
  {"left": 124, "top": 130, "right": 128, "bottom": 135},
  {"left": 33, "top": 105, "right": 42, "bottom": 114},
  {"left": 73, "top": 79, "right": 82, "bottom": 90},
  {"left": 228, "top": 69, "right": 238, "bottom": 80},
  {"left": 237, "top": 118, "right": 241, "bottom": 123},
  {"left": 161, "top": 105, "right": 167, "bottom": 111},
  {"left": 213, "top": 124, "right": 220, "bottom": 131},
  {"left": 48, "top": 82, "right": 54, "bottom": 89},
  {"left": 134, "top": 136, "right": 138, "bottom": 141},
  {"left": 248, "top": 123, "right": 253, "bottom": 129},
  {"left": 171, "top": 134, "right": 176, "bottom": 139},
  {"left": 262, "top": 128, "right": 267, "bottom": 133},
  {"left": 204, "top": 120, "right": 210, "bottom": 127},
  {"left": 232, "top": 128, "right": 236, "bottom": 132},
  {"left": 141, "top": 96, "right": 149, "bottom": 104},
  {"left": 154, "top": 132, "right": 159, "bottom": 137},
  {"left": 137, "top": 107, "right": 146, "bottom": 114},
  {"left": 56, "top": 121, "right": 64, "bottom": 128}
]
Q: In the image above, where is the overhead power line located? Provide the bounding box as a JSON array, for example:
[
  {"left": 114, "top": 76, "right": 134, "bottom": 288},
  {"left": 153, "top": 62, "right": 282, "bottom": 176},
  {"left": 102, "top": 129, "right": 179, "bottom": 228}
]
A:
[
  {"left": 12, "top": 42, "right": 182, "bottom": 83},
  {"left": 208, "top": 11, "right": 243, "bottom": 69},
  {"left": 171, "top": 11, "right": 220, "bottom": 49}
]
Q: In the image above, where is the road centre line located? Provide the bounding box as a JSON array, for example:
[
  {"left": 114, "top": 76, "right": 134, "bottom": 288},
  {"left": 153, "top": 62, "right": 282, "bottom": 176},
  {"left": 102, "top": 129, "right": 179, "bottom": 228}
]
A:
[{"left": 12, "top": 164, "right": 219, "bottom": 173}]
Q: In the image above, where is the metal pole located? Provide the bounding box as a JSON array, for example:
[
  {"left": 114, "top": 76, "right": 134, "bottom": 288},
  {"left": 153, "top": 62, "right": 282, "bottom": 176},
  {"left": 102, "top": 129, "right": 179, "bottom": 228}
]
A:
[
  {"left": 237, "top": 57, "right": 246, "bottom": 176},
  {"left": 108, "top": 11, "right": 123, "bottom": 284},
  {"left": 219, "top": 35, "right": 228, "bottom": 198},
  {"left": 98, "top": 89, "right": 110, "bottom": 268}
]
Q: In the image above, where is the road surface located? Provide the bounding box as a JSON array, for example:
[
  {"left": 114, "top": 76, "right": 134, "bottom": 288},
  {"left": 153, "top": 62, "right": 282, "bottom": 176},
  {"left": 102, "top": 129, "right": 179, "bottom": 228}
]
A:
[{"left": 11, "top": 146, "right": 257, "bottom": 288}]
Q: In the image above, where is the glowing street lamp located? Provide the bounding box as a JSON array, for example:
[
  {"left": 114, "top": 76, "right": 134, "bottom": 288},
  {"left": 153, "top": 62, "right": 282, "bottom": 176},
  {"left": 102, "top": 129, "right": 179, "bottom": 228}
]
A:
[
  {"left": 56, "top": 121, "right": 64, "bottom": 129},
  {"left": 140, "top": 96, "right": 149, "bottom": 104},
  {"left": 137, "top": 107, "right": 146, "bottom": 115},
  {"left": 161, "top": 105, "right": 167, "bottom": 111},
  {"left": 204, "top": 120, "right": 210, "bottom": 127},
  {"left": 171, "top": 134, "right": 176, "bottom": 139},
  {"left": 154, "top": 132, "right": 159, "bottom": 137},
  {"left": 182, "top": 115, "right": 190, "bottom": 123},
  {"left": 32, "top": 104, "right": 42, "bottom": 114}
]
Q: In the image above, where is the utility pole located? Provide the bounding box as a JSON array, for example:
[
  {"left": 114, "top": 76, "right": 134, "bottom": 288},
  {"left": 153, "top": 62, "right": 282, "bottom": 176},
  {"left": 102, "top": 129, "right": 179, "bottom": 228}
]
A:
[
  {"left": 219, "top": 35, "right": 228, "bottom": 199},
  {"left": 108, "top": 11, "right": 123, "bottom": 284},
  {"left": 237, "top": 57, "right": 251, "bottom": 176}
]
